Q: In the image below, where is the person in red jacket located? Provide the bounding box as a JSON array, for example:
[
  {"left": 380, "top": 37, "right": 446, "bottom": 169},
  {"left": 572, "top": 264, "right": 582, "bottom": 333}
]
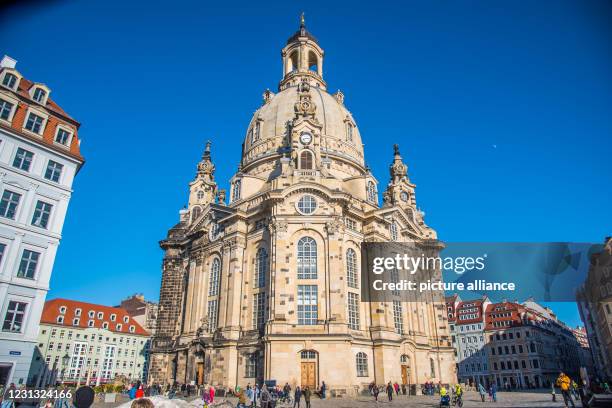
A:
[{"left": 135, "top": 386, "right": 145, "bottom": 399}]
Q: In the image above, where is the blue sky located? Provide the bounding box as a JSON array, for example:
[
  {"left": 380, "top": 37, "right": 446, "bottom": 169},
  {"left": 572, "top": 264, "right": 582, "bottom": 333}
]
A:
[{"left": 1, "top": 0, "right": 610, "bottom": 327}]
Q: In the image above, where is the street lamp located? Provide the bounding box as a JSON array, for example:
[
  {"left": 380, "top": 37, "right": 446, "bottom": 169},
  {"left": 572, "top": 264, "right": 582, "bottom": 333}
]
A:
[{"left": 61, "top": 353, "right": 70, "bottom": 385}]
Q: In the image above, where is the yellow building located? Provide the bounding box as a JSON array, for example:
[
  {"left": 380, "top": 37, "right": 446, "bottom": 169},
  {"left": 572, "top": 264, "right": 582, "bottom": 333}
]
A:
[{"left": 149, "top": 17, "right": 456, "bottom": 395}]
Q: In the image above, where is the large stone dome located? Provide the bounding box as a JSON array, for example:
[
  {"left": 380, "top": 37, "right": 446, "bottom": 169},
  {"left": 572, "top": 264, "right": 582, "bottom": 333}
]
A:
[{"left": 241, "top": 85, "right": 365, "bottom": 174}]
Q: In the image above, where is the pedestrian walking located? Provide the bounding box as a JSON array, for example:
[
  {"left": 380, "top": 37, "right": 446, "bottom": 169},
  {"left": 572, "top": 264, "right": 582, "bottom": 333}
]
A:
[
  {"left": 491, "top": 383, "right": 497, "bottom": 403},
  {"left": 478, "top": 383, "right": 486, "bottom": 402},
  {"left": 303, "top": 387, "right": 311, "bottom": 408},
  {"left": 556, "top": 372, "right": 575, "bottom": 408},
  {"left": 393, "top": 382, "right": 399, "bottom": 396},
  {"left": 260, "top": 384, "right": 271, "bottom": 408},
  {"left": 386, "top": 382, "right": 393, "bottom": 402},
  {"left": 320, "top": 381, "right": 326, "bottom": 399},
  {"left": 370, "top": 382, "right": 379, "bottom": 402},
  {"left": 293, "top": 386, "right": 302, "bottom": 408}
]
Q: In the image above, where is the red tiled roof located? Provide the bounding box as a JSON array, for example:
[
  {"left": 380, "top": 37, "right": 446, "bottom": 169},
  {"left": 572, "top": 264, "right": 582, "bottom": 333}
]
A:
[
  {"left": 41, "top": 298, "right": 149, "bottom": 336},
  {"left": 0, "top": 68, "right": 83, "bottom": 162}
]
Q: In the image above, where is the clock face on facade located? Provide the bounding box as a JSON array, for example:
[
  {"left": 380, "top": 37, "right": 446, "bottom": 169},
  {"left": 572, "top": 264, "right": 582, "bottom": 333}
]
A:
[{"left": 300, "top": 131, "right": 313, "bottom": 145}]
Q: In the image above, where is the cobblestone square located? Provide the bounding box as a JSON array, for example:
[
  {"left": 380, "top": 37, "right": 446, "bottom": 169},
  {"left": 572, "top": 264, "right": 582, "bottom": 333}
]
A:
[{"left": 92, "top": 391, "right": 583, "bottom": 408}]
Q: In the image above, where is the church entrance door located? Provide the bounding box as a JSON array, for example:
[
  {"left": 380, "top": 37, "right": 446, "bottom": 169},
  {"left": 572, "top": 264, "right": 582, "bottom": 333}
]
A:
[
  {"left": 301, "top": 362, "right": 316, "bottom": 389},
  {"left": 197, "top": 363, "right": 204, "bottom": 385}
]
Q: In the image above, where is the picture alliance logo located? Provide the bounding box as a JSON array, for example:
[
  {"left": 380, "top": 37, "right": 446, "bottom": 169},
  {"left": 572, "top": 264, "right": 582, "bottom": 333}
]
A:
[{"left": 372, "top": 253, "right": 488, "bottom": 275}]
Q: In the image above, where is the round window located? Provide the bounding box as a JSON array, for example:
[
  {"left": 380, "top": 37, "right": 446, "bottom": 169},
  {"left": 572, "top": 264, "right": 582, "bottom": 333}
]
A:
[
  {"left": 400, "top": 191, "right": 409, "bottom": 202},
  {"left": 297, "top": 195, "right": 317, "bottom": 215}
]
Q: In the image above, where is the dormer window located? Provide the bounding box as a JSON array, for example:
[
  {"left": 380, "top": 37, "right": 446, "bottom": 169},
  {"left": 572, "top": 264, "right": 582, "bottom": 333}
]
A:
[
  {"left": 75, "top": 308, "right": 81, "bottom": 317},
  {"left": 88, "top": 320, "right": 94, "bottom": 327},
  {"left": 57, "top": 316, "right": 64, "bottom": 324},
  {"left": 88, "top": 310, "right": 94, "bottom": 318},
  {"left": 32, "top": 88, "right": 47, "bottom": 103},
  {"left": 1, "top": 71, "right": 20, "bottom": 90},
  {"left": 123, "top": 316, "right": 129, "bottom": 323},
  {"left": 59, "top": 306, "right": 66, "bottom": 314},
  {"left": 102, "top": 322, "right": 109, "bottom": 329},
  {"left": 129, "top": 325, "right": 135, "bottom": 333},
  {"left": 54, "top": 127, "right": 72, "bottom": 146},
  {"left": 2, "top": 73, "right": 17, "bottom": 89},
  {"left": 116, "top": 324, "right": 122, "bottom": 331},
  {"left": 24, "top": 112, "right": 44, "bottom": 134},
  {"left": 110, "top": 313, "right": 116, "bottom": 321},
  {"left": 97, "top": 312, "right": 104, "bottom": 319},
  {"left": 72, "top": 318, "right": 80, "bottom": 326}
]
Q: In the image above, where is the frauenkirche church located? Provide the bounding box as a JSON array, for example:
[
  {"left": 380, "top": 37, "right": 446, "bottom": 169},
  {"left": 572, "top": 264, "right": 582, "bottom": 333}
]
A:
[{"left": 149, "top": 16, "right": 456, "bottom": 395}]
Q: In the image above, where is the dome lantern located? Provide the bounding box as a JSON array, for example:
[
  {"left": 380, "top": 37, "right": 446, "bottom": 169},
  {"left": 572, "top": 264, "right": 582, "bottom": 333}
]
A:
[{"left": 279, "top": 13, "right": 326, "bottom": 91}]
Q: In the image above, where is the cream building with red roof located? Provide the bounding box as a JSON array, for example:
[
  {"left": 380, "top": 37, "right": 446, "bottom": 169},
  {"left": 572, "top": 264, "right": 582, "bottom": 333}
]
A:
[
  {"left": 29, "top": 298, "right": 149, "bottom": 387},
  {"left": 0, "top": 55, "right": 84, "bottom": 386}
]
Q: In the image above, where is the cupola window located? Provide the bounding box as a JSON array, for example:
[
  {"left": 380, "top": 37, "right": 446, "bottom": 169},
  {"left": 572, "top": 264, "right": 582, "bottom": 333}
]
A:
[{"left": 299, "top": 150, "right": 313, "bottom": 170}]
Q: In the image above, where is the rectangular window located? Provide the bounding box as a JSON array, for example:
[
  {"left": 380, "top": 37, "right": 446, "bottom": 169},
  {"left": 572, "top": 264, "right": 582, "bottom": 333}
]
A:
[
  {"left": 207, "top": 300, "right": 218, "bottom": 333},
  {"left": 12, "top": 148, "right": 34, "bottom": 171},
  {"left": 0, "top": 99, "right": 13, "bottom": 121},
  {"left": 348, "top": 292, "right": 360, "bottom": 330},
  {"left": 297, "top": 285, "right": 318, "bottom": 325},
  {"left": 33, "top": 88, "right": 46, "bottom": 103},
  {"left": 0, "top": 190, "right": 21, "bottom": 219},
  {"left": 17, "top": 249, "right": 40, "bottom": 279},
  {"left": 55, "top": 128, "right": 71, "bottom": 145},
  {"left": 0, "top": 243, "right": 6, "bottom": 265},
  {"left": 252, "top": 292, "right": 265, "bottom": 330},
  {"left": 393, "top": 300, "right": 404, "bottom": 334},
  {"left": 25, "top": 113, "right": 44, "bottom": 134},
  {"left": 44, "top": 160, "right": 63, "bottom": 183},
  {"left": 31, "top": 201, "right": 53, "bottom": 229},
  {"left": 2, "top": 73, "right": 17, "bottom": 89},
  {"left": 2, "top": 301, "right": 27, "bottom": 332},
  {"left": 245, "top": 354, "right": 257, "bottom": 378}
]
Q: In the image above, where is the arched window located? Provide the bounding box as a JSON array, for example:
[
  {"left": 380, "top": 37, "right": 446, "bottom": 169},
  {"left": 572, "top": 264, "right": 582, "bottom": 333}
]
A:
[
  {"left": 197, "top": 190, "right": 205, "bottom": 200},
  {"left": 209, "top": 258, "right": 221, "bottom": 296},
  {"left": 300, "top": 150, "right": 313, "bottom": 170},
  {"left": 288, "top": 51, "right": 299, "bottom": 73},
  {"left": 346, "top": 248, "right": 358, "bottom": 289},
  {"left": 308, "top": 51, "right": 318, "bottom": 73},
  {"left": 356, "top": 352, "right": 368, "bottom": 377},
  {"left": 400, "top": 355, "right": 410, "bottom": 365},
  {"left": 191, "top": 207, "right": 202, "bottom": 223},
  {"left": 390, "top": 222, "right": 398, "bottom": 241},
  {"left": 366, "top": 181, "right": 377, "bottom": 204},
  {"left": 254, "top": 248, "right": 267, "bottom": 288},
  {"left": 233, "top": 179, "right": 241, "bottom": 202},
  {"left": 297, "top": 237, "right": 317, "bottom": 279}
]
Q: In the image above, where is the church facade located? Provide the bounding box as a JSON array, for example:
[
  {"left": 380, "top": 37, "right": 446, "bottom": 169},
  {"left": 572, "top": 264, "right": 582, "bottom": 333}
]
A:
[{"left": 148, "top": 18, "right": 456, "bottom": 394}]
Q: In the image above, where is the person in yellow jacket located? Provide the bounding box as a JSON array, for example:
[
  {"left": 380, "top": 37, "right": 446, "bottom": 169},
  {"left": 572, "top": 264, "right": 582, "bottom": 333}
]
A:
[{"left": 556, "top": 372, "right": 576, "bottom": 408}]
